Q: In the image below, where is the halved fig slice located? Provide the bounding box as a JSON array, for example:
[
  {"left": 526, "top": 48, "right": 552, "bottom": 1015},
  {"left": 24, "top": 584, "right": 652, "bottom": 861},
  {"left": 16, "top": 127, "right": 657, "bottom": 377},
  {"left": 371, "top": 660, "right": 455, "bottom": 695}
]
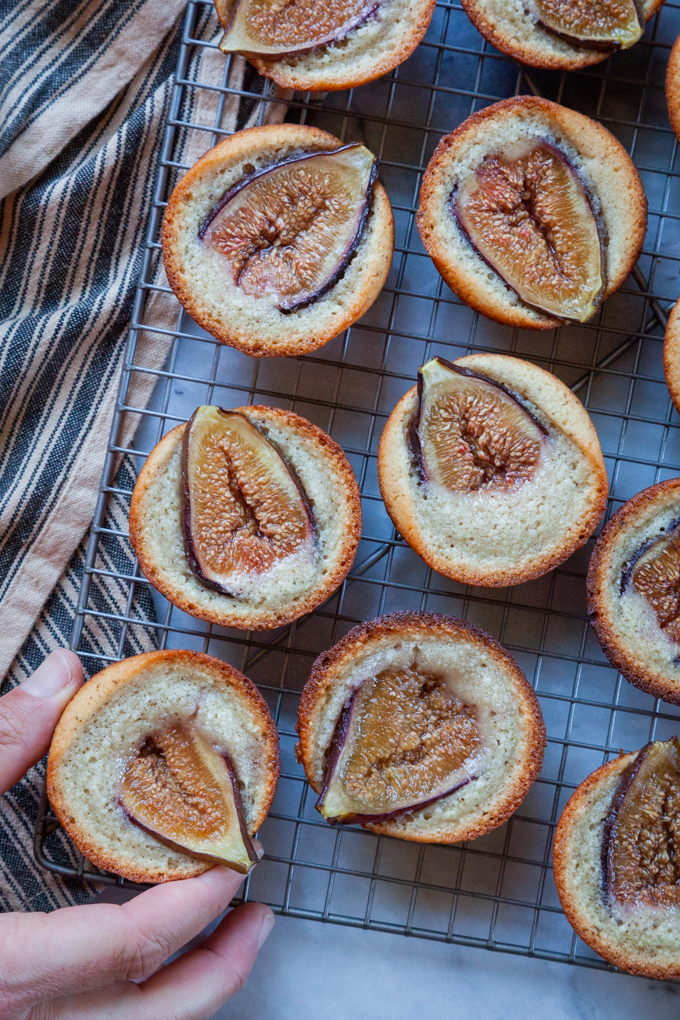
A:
[
  {"left": 603, "top": 737, "right": 680, "bottom": 906},
  {"left": 534, "top": 0, "right": 643, "bottom": 51},
  {"left": 455, "top": 139, "right": 603, "bottom": 322},
  {"left": 200, "top": 145, "right": 377, "bottom": 313},
  {"left": 182, "top": 406, "right": 314, "bottom": 595},
  {"left": 627, "top": 526, "right": 680, "bottom": 644},
  {"left": 413, "top": 357, "right": 546, "bottom": 493},
  {"left": 219, "top": 0, "right": 381, "bottom": 58},
  {"left": 317, "top": 667, "right": 480, "bottom": 824},
  {"left": 120, "top": 723, "right": 258, "bottom": 874}
]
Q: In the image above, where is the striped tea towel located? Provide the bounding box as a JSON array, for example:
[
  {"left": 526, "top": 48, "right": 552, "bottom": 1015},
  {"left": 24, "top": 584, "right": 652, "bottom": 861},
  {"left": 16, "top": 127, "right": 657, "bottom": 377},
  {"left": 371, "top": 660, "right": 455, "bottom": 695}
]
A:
[
  {"left": 0, "top": 0, "right": 184, "bottom": 683},
  {"left": 0, "top": 0, "right": 276, "bottom": 908},
  {"left": 0, "top": 457, "right": 159, "bottom": 911}
]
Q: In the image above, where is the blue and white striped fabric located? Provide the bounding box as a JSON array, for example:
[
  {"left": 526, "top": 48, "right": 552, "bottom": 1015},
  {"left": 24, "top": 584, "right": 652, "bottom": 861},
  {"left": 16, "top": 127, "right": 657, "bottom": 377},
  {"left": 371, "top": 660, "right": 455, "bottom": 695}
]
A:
[
  {"left": 0, "top": 0, "right": 245, "bottom": 908},
  {"left": 0, "top": 0, "right": 186, "bottom": 200}
]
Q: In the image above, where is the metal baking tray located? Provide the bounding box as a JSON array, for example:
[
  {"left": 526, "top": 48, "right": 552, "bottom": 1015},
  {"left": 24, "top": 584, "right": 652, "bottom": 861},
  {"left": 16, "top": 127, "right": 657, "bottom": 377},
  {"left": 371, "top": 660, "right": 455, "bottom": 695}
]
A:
[{"left": 35, "top": 0, "right": 680, "bottom": 972}]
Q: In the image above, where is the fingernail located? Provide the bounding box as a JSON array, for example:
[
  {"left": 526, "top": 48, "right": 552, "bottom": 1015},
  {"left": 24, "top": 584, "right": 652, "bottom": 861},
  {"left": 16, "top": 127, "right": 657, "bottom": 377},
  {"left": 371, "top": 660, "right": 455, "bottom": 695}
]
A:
[
  {"left": 252, "top": 839, "right": 265, "bottom": 861},
  {"left": 20, "top": 650, "right": 78, "bottom": 699},
  {"left": 257, "top": 910, "right": 275, "bottom": 950}
]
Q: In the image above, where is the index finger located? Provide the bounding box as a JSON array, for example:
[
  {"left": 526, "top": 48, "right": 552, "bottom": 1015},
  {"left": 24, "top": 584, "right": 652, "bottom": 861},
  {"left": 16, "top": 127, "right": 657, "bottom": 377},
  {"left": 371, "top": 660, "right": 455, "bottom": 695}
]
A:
[{"left": 0, "top": 864, "right": 249, "bottom": 1014}]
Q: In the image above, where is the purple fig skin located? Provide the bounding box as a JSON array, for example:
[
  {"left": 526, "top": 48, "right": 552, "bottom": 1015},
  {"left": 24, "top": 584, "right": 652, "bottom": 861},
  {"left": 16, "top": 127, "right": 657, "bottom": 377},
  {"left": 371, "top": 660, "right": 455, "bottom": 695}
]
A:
[
  {"left": 180, "top": 406, "right": 316, "bottom": 598},
  {"left": 316, "top": 693, "right": 355, "bottom": 813},
  {"left": 119, "top": 752, "right": 258, "bottom": 873},
  {"left": 220, "top": 1, "right": 381, "bottom": 60},
  {"left": 322, "top": 777, "right": 474, "bottom": 826},
  {"left": 618, "top": 516, "right": 680, "bottom": 596},
  {"left": 451, "top": 139, "right": 606, "bottom": 323},
  {"left": 198, "top": 145, "right": 378, "bottom": 314},
  {"left": 410, "top": 356, "right": 548, "bottom": 486},
  {"left": 600, "top": 747, "right": 645, "bottom": 900},
  {"left": 181, "top": 407, "right": 224, "bottom": 596},
  {"left": 601, "top": 737, "right": 680, "bottom": 904},
  {"left": 225, "top": 752, "right": 260, "bottom": 867},
  {"left": 316, "top": 686, "right": 476, "bottom": 825}
]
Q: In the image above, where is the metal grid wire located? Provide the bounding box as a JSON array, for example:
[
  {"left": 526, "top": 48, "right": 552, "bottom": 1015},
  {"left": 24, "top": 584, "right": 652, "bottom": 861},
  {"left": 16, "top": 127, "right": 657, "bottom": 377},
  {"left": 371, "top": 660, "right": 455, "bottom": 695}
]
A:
[{"left": 33, "top": 0, "right": 680, "bottom": 972}]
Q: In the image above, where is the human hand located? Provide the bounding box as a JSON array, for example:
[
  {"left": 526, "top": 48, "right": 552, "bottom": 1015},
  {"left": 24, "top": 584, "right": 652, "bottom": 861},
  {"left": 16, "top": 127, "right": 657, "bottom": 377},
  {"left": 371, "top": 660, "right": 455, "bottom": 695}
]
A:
[{"left": 0, "top": 649, "right": 274, "bottom": 1020}]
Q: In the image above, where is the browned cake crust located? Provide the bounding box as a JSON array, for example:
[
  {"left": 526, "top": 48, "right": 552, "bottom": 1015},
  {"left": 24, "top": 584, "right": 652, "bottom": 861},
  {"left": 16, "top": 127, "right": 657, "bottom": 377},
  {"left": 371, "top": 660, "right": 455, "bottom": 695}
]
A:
[
  {"left": 296, "top": 611, "right": 546, "bottom": 843},
  {"left": 666, "top": 33, "right": 680, "bottom": 142},
  {"left": 47, "top": 650, "right": 280, "bottom": 884},
  {"left": 587, "top": 478, "right": 680, "bottom": 704},
  {"left": 663, "top": 295, "right": 680, "bottom": 414},
  {"left": 129, "top": 405, "right": 362, "bottom": 631},
  {"left": 162, "top": 123, "right": 394, "bottom": 358},
  {"left": 461, "top": 0, "right": 664, "bottom": 71},
  {"left": 417, "top": 97, "right": 647, "bottom": 330},
  {"left": 377, "top": 353, "right": 609, "bottom": 588},
  {"left": 214, "top": 0, "right": 437, "bottom": 92},
  {"left": 553, "top": 752, "right": 680, "bottom": 979}
]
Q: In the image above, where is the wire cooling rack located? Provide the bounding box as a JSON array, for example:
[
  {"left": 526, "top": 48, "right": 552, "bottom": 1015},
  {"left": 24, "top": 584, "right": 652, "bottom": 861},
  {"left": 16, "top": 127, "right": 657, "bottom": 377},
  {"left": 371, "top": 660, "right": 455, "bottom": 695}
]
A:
[{"left": 34, "top": 0, "right": 680, "bottom": 973}]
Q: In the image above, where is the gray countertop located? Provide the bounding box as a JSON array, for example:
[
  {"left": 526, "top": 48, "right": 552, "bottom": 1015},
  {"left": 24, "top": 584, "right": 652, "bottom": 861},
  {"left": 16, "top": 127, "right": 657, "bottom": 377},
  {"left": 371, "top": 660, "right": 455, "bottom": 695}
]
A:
[{"left": 219, "top": 912, "right": 680, "bottom": 1019}]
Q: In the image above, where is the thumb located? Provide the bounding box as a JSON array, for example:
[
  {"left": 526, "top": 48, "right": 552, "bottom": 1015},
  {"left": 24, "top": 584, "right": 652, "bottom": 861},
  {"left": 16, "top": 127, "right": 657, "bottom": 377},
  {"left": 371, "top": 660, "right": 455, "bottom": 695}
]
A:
[
  {"left": 135, "top": 902, "right": 275, "bottom": 1019},
  {"left": 0, "top": 649, "right": 83, "bottom": 794}
]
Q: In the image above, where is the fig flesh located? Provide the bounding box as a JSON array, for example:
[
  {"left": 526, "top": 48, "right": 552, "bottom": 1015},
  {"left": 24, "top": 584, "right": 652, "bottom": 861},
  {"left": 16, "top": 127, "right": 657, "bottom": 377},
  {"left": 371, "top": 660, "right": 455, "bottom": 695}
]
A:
[
  {"left": 120, "top": 723, "right": 258, "bottom": 874},
  {"left": 455, "top": 139, "right": 603, "bottom": 322},
  {"left": 200, "top": 145, "right": 377, "bottom": 313},
  {"left": 626, "top": 526, "right": 680, "bottom": 644},
  {"left": 603, "top": 738, "right": 680, "bottom": 907},
  {"left": 413, "top": 357, "right": 546, "bottom": 493},
  {"left": 219, "top": 0, "right": 381, "bottom": 58},
  {"left": 181, "top": 406, "right": 314, "bottom": 596},
  {"left": 534, "top": 0, "right": 643, "bottom": 50},
  {"left": 317, "top": 667, "right": 480, "bottom": 824}
]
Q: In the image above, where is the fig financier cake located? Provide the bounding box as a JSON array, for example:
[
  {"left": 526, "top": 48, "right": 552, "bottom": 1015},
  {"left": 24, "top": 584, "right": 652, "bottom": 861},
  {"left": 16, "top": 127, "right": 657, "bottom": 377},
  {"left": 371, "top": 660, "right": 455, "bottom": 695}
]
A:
[
  {"left": 461, "top": 0, "right": 664, "bottom": 71},
  {"left": 666, "top": 33, "right": 680, "bottom": 142},
  {"left": 554, "top": 738, "right": 680, "bottom": 978},
  {"left": 215, "top": 0, "right": 437, "bottom": 92},
  {"left": 47, "top": 650, "right": 280, "bottom": 883},
  {"left": 130, "top": 405, "right": 362, "bottom": 631},
  {"left": 417, "top": 97, "right": 646, "bottom": 329},
  {"left": 378, "top": 353, "right": 608, "bottom": 588},
  {"left": 663, "top": 295, "right": 680, "bottom": 414},
  {"left": 296, "top": 612, "right": 546, "bottom": 843},
  {"left": 162, "top": 123, "right": 394, "bottom": 358},
  {"left": 587, "top": 479, "right": 680, "bottom": 705}
]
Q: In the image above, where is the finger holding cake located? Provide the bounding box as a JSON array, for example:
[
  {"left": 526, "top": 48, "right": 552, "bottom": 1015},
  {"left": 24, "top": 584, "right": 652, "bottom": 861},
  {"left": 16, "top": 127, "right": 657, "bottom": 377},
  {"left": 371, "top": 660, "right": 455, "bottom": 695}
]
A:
[{"left": 47, "top": 650, "right": 280, "bottom": 883}]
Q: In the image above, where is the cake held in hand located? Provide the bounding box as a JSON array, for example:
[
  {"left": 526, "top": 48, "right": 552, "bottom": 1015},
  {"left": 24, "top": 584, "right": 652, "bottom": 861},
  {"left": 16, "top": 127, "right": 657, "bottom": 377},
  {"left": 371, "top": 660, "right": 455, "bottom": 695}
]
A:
[
  {"left": 461, "top": 0, "right": 664, "bottom": 70},
  {"left": 162, "top": 124, "right": 394, "bottom": 357},
  {"left": 130, "top": 405, "right": 362, "bottom": 631},
  {"left": 47, "top": 650, "right": 280, "bottom": 883},
  {"left": 215, "top": 0, "right": 436, "bottom": 92},
  {"left": 378, "top": 354, "right": 608, "bottom": 587},
  {"left": 296, "top": 612, "right": 546, "bottom": 843},
  {"left": 417, "top": 97, "right": 646, "bottom": 329},
  {"left": 554, "top": 737, "right": 680, "bottom": 978},
  {"left": 587, "top": 478, "right": 680, "bottom": 704}
]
